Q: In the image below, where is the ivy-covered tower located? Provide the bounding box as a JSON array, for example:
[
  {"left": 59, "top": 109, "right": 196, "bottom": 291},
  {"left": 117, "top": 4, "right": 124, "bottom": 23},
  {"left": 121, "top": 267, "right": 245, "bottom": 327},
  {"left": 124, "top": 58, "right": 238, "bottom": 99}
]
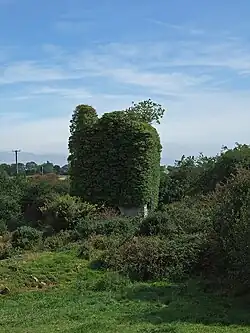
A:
[{"left": 68, "top": 102, "right": 163, "bottom": 216}]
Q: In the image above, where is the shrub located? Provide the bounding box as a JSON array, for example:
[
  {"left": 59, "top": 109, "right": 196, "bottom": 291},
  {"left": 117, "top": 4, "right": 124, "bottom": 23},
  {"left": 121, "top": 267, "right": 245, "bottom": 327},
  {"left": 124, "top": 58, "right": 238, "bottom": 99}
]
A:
[
  {"left": 0, "top": 242, "right": 12, "bottom": 260},
  {"left": 0, "top": 194, "right": 22, "bottom": 231},
  {"left": 20, "top": 181, "right": 56, "bottom": 226},
  {"left": 11, "top": 226, "right": 42, "bottom": 250},
  {"left": 88, "top": 234, "right": 109, "bottom": 250},
  {"left": 162, "top": 198, "right": 212, "bottom": 234},
  {"left": 0, "top": 219, "right": 8, "bottom": 236},
  {"left": 101, "top": 235, "right": 204, "bottom": 281},
  {"left": 43, "top": 230, "right": 77, "bottom": 251},
  {"left": 20, "top": 176, "right": 70, "bottom": 226},
  {"left": 206, "top": 168, "right": 250, "bottom": 288},
  {"left": 76, "top": 216, "right": 139, "bottom": 239},
  {"left": 41, "top": 194, "right": 97, "bottom": 232},
  {"left": 139, "top": 198, "right": 211, "bottom": 237},
  {"left": 77, "top": 242, "right": 90, "bottom": 260},
  {"left": 138, "top": 212, "right": 177, "bottom": 236}
]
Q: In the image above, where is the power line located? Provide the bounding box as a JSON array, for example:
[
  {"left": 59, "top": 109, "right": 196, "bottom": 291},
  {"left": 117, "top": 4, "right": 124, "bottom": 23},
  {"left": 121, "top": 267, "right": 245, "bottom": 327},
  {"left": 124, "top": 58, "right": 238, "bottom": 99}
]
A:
[{"left": 12, "top": 149, "right": 21, "bottom": 175}]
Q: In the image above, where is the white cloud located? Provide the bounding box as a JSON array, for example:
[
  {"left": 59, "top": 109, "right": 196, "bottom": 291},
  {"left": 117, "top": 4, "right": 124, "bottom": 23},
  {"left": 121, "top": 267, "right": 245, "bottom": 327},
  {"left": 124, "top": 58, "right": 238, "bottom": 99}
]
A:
[
  {"left": 1, "top": 88, "right": 249, "bottom": 162},
  {"left": 0, "top": 114, "right": 70, "bottom": 154},
  {"left": 1, "top": 33, "right": 250, "bottom": 161},
  {"left": 0, "top": 61, "right": 84, "bottom": 84}
]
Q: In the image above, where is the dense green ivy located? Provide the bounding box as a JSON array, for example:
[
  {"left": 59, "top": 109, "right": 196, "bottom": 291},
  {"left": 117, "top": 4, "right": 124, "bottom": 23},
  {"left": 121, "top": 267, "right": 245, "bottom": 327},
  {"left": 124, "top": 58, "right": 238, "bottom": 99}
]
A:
[{"left": 69, "top": 105, "right": 162, "bottom": 210}]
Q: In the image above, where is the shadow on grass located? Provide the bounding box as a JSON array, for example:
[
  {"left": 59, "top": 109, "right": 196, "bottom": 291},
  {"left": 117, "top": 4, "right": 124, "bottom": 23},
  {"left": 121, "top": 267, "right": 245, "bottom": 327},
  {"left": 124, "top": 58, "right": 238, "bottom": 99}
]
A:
[{"left": 124, "top": 280, "right": 250, "bottom": 327}]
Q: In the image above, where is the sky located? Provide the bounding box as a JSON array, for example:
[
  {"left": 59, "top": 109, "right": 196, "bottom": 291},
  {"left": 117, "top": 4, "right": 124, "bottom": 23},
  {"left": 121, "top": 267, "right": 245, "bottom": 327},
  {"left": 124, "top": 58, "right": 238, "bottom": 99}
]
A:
[{"left": 1, "top": 0, "right": 250, "bottom": 164}]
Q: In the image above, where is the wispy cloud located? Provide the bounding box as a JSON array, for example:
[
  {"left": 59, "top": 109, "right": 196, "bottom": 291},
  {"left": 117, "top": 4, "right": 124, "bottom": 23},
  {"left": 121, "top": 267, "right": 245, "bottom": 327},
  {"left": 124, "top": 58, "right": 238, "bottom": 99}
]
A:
[
  {"left": 148, "top": 19, "right": 205, "bottom": 36},
  {"left": 1, "top": 25, "right": 250, "bottom": 159},
  {"left": 0, "top": 61, "right": 82, "bottom": 84}
]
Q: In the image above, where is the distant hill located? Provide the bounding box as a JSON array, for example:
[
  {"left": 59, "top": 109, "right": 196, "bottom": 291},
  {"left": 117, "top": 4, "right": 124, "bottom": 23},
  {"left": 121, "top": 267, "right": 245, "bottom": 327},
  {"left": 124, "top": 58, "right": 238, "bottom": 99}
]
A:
[
  {"left": 0, "top": 143, "right": 205, "bottom": 167},
  {"left": 0, "top": 151, "right": 68, "bottom": 166}
]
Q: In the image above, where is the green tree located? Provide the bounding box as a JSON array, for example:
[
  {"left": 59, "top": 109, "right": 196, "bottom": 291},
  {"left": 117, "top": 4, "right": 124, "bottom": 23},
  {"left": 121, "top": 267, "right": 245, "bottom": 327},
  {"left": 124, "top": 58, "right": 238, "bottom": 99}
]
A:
[
  {"left": 124, "top": 99, "right": 166, "bottom": 125},
  {"left": 25, "top": 161, "right": 38, "bottom": 175},
  {"left": 158, "top": 154, "right": 216, "bottom": 207},
  {"left": 0, "top": 163, "right": 11, "bottom": 176},
  {"left": 41, "top": 161, "right": 54, "bottom": 174},
  {"left": 200, "top": 143, "right": 250, "bottom": 193},
  {"left": 53, "top": 165, "right": 61, "bottom": 174},
  {"left": 61, "top": 164, "right": 69, "bottom": 175}
]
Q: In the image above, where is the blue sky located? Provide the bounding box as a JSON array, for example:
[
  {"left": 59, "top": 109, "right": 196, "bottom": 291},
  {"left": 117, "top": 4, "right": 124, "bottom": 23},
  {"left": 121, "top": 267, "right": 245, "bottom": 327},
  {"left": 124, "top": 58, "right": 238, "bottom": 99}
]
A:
[{"left": 1, "top": 0, "right": 250, "bottom": 163}]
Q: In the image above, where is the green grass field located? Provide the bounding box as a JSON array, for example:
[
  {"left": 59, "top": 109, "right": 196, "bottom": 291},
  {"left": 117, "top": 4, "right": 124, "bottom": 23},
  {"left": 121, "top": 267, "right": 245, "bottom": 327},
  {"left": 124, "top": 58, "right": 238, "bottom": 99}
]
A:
[{"left": 1, "top": 248, "right": 250, "bottom": 333}]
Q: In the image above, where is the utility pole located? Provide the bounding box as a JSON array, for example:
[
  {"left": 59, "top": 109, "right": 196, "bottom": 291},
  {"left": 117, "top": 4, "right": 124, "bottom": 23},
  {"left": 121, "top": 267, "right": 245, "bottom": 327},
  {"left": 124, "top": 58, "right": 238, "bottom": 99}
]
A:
[{"left": 12, "top": 149, "right": 21, "bottom": 175}]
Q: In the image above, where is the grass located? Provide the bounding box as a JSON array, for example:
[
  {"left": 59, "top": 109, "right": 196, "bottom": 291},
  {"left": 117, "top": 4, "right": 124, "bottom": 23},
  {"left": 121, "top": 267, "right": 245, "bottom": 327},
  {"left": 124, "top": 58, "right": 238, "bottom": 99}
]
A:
[{"left": 0, "top": 248, "right": 250, "bottom": 332}]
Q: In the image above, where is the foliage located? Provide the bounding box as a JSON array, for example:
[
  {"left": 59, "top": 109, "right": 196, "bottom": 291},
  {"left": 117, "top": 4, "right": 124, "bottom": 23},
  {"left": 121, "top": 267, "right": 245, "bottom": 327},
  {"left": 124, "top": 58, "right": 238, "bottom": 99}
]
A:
[
  {"left": 11, "top": 226, "right": 42, "bottom": 250},
  {"left": 139, "top": 198, "right": 211, "bottom": 237},
  {"left": 158, "top": 144, "right": 250, "bottom": 207},
  {"left": 0, "top": 219, "right": 8, "bottom": 235},
  {"left": 123, "top": 98, "right": 166, "bottom": 125},
  {"left": 76, "top": 216, "right": 139, "bottom": 239},
  {"left": 162, "top": 198, "right": 212, "bottom": 234},
  {"left": 100, "top": 235, "right": 204, "bottom": 281},
  {"left": 0, "top": 194, "right": 22, "bottom": 231},
  {"left": 207, "top": 168, "right": 250, "bottom": 289},
  {"left": 41, "top": 194, "right": 97, "bottom": 232},
  {"left": 158, "top": 154, "right": 216, "bottom": 206},
  {"left": 0, "top": 161, "right": 69, "bottom": 177},
  {"left": 199, "top": 143, "right": 250, "bottom": 194},
  {"left": 138, "top": 211, "right": 178, "bottom": 236},
  {"left": 20, "top": 182, "right": 54, "bottom": 226},
  {"left": 43, "top": 230, "right": 78, "bottom": 251},
  {"left": 0, "top": 241, "right": 12, "bottom": 260},
  {"left": 69, "top": 104, "right": 162, "bottom": 210}
]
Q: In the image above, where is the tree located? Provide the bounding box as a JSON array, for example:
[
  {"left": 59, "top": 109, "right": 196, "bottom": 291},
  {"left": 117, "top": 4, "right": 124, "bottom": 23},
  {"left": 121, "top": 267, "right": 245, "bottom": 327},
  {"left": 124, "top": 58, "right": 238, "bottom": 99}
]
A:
[
  {"left": 61, "top": 164, "right": 69, "bottom": 175},
  {"left": 158, "top": 154, "right": 217, "bottom": 207},
  {"left": 199, "top": 143, "right": 250, "bottom": 194},
  {"left": 26, "top": 161, "right": 38, "bottom": 175},
  {"left": 41, "top": 161, "right": 54, "bottom": 174},
  {"left": 0, "top": 163, "right": 11, "bottom": 176},
  {"left": 124, "top": 99, "right": 166, "bottom": 125},
  {"left": 53, "top": 165, "right": 61, "bottom": 174}
]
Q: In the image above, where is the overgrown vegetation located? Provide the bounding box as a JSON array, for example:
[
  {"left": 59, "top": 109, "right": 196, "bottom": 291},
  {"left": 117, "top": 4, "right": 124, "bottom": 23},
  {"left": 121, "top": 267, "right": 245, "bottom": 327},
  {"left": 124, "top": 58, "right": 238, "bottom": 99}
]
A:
[
  {"left": 69, "top": 103, "right": 162, "bottom": 210},
  {"left": 1, "top": 101, "right": 250, "bottom": 332}
]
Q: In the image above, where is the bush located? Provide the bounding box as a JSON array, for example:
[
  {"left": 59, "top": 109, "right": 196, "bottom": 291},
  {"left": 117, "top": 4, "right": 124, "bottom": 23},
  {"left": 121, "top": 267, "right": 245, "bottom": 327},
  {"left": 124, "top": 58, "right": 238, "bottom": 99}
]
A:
[
  {"left": 206, "top": 168, "right": 250, "bottom": 289},
  {"left": 43, "top": 230, "right": 78, "bottom": 251},
  {"left": 11, "top": 226, "right": 42, "bottom": 250},
  {"left": 76, "top": 216, "right": 139, "bottom": 239},
  {"left": 0, "top": 241, "right": 12, "bottom": 260},
  {"left": 77, "top": 242, "right": 90, "bottom": 260},
  {"left": 0, "top": 219, "right": 8, "bottom": 236},
  {"left": 0, "top": 194, "right": 22, "bottom": 231},
  {"left": 139, "top": 198, "right": 211, "bottom": 237},
  {"left": 138, "top": 212, "right": 178, "bottom": 236},
  {"left": 41, "top": 194, "right": 97, "bottom": 232},
  {"left": 88, "top": 234, "right": 109, "bottom": 250},
  {"left": 101, "top": 235, "right": 204, "bottom": 281},
  {"left": 20, "top": 176, "right": 70, "bottom": 227}
]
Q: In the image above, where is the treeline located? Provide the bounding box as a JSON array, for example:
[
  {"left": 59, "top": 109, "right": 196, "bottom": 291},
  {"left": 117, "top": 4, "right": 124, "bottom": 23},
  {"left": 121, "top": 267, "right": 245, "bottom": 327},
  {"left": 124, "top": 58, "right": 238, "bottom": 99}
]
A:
[
  {"left": 0, "top": 161, "right": 68, "bottom": 176},
  {"left": 158, "top": 142, "right": 250, "bottom": 206}
]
